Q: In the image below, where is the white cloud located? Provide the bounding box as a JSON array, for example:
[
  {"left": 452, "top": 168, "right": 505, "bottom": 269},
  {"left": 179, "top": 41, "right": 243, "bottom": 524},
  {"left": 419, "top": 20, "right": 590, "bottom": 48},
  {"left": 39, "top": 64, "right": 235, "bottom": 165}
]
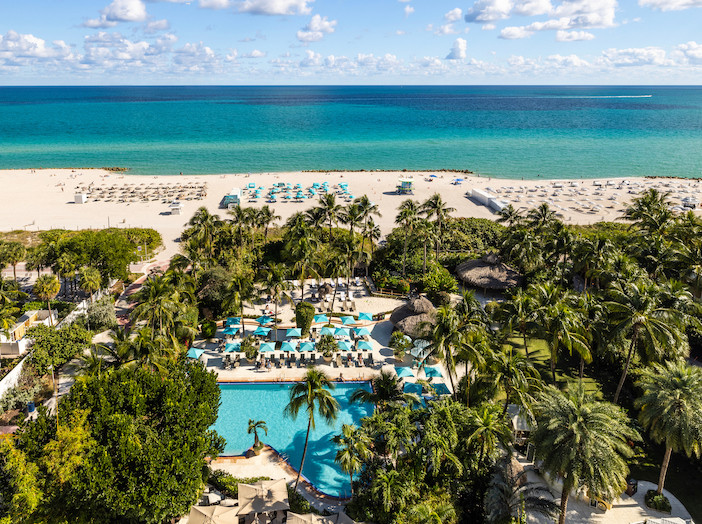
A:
[
  {"left": 675, "top": 41, "right": 702, "bottom": 63},
  {"left": 464, "top": 0, "right": 514, "bottom": 22},
  {"left": 600, "top": 46, "right": 669, "bottom": 66},
  {"left": 513, "top": 0, "right": 552, "bottom": 15},
  {"left": 242, "top": 49, "right": 266, "bottom": 58},
  {"left": 226, "top": 48, "right": 238, "bottom": 61},
  {"left": 238, "top": 0, "right": 313, "bottom": 15},
  {"left": 482, "top": 23, "right": 497, "bottom": 29},
  {"left": 296, "top": 14, "right": 337, "bottom": 42},
  {"left": 396, "top": 30, "right": 406, "bottom": 35},
  {"left": 199, "top": 0, "right": 231, "bottom": 8},
  {"left": 84, "top": 0, "right": 148, "bottom": 28},
  {"left": 300, "top": 49, "right": 322, "bottom": 66},
  {"left": 545, "top": 53, "right": 590, "bottom": 67},
  {"left": 404, "top": 5, "right": 415, "bottom": 16},
  {"left": 0, "top": 31, "right": 72, "bottom": 63},
  {"left": 499, "top": 26, "right": 534, "bottom": 38},
  {"left": 445, "top": 37, "right": 467, "bottom": 59},
  {"left": 145, "top": 19, "right": 170, "bottom": 34},
  {"left": 556, "top": 29, "right": 595, "bottom": 40},
  {"left": 444, "top": 7, "right": 463, "bottom": 21},
  {"left": 638, "top": 0, "right": 702, "bottom": 10}
]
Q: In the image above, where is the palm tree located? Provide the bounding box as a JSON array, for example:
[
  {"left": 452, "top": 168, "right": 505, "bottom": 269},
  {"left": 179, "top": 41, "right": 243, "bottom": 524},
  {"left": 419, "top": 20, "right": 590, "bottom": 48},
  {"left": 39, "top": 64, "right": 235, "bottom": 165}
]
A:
[
  {"left": 371, "top": 469, "right": 412, "bottom": 514},
  {"left": 496, "top": 203, "right": 522, "bottom": 227},
  {"left": 78, "top": 266, "right": 102, "bottom": 303},
  {"left": 223, "top": 272, "right": 253, "bottom": 337},
  {"left": 33, "top": 274, "right": 61, "bottom": 326},
  {"left": 414, "top": 219, "right": 437, "bottom": 277},
  {"left": 186, "top": 207, "right": 223, "bottom": 261},
  {"left": 318, "top": 194, "right": 342, "bottom": 240},
  {"left": 526, "top": 203, "right": 556, "bottom": 232},
  {"left": 533, "top": 383, "right": 639, "bottom": 524},
  {"left": 130, "top": 276, "right": 183, "bottom": 338},
  {"left": 2, "top": 242, "right": 25, "bottom": 283},
  {"left": 54, "top": 253, "right": 76, "bottom": 299},
  {"left": 623, "top": 188, "right": 674, "bottom": 235},
  {"left": 304, "top": 206, "right": 327, "bottom": 231},
  {"left": 262, "top": 263, "right": 290, "bottom": 340},
  {"left": 395, "top": 199, "right": 420, "bottom": 277},
  {"left": 420, "top": 193, "right": 455, "bottom": 258},
  {"left": 605, "top": 280, "right": 688, "bottom": 404},
  {"left": 354, "top": 194, "right": 381, "bottom": 230},
  {"left": 467, "top": 404, "right": 513, "bottom": 465},
  {"left": 247, "top": 419, "right": 268, "bottom": 449},
  {"left": 426, "top": 305, "right": 461, "bottom": 398},
  {"left": 284, "top": 368, "right": 339, "bottom": 489},
  {"left": 635, "top": 361, "right": 702, "bottom": 495},
  {"left": 362, "top": 218, "right": 382, "bottom": 257},
  {"left": 350, "top": 371, "right": 420, "bottom": 410},
  {"left": 497, "top": 288, "right": 535, "bottom": 359},
  {"left": 340, "top": 203, "right": 364, "bottom": 238},
  {"left": 490, "top": 347, "right": 538, "bottom": 415},
  {"left": 332, "top": 424, "right": 372, "bottom": 495},
  {"left": 256, "top": 205, "right": 280, "bottom": 243}
]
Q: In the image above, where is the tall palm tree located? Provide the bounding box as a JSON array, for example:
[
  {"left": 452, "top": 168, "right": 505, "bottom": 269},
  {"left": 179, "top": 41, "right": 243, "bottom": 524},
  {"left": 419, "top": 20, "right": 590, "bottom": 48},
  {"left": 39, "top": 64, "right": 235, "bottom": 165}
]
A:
[
  {"left": 362, "top": 218, "right": 382, "bottom": 256},
  {"left": 395, "top": 199, "right": 420, "bottom": 278},
  {"left": 340, "top": 203, "right": 364, "bottom": 239},
  {"left": 350, "top": 370, "right": 420, "bottom": 410},
  {"left": 533, "top": 383, "right": 639, "bottom": 524},
  {"left": 426, "top": 305, "right": 461, "bottom": 397},
  {"left": 332, "top": 424, "right": 372, "bottom": 496},
  {"left": 284, "top": 368, "right": 339, "bottom": 489},
  {"left": 54, "top": 253, "right": 76, "bottom": 299},
  {"left": 623, "top": 188, "right": 674, "bottom": 235},
  {"left": 248, "top": 419, "right": 268, "bottom": 449},
  {"left": 454, "top": 327, "right": 491, "bottom": 407},
  {"left": 496, "top": 204, "right": 522, "bottom": 228},
  {"left": 262, "top": 263, "right": 290, "bottom": 341},
  {"left": 635, "top": 361, "right": 702, "bottom": 495},
  {"left": 33, "top": 274, "right": 61, "bottom": 326},
  {"left": 526, "top": 203, "right": 556, "bottom": 232},
  {"left": 497, "top": 288, "right": 535, "bottom": 359},
  {"left": 286, "top": 229, "right": 319, "bottom": 302},
  {"left": 354, "top": 194, "right": 381, "bottom": 230},
  {"left": 490, "top": 347, "right": 538, "bottom": 415},
  {"left": 605, "top": 280, "right": 688, "bottom": 403},
  {"left": 420, "top": 193, "right": 455, "bottom": 258},
  {"left": 256, "top": 205, "right": 280, "bottom": 243},
  {"left": 318, "top": 194, "right": 342, "bottom": 240},
  {"left": 414, "top": 219, "right": 437, "bottom": 277},
  {"left": 223, "top": 272, "right": 253, "bottom": 337},
  {"left": 78, "top": 266, "right": 102, "bottom": 303},
  {"left": 467, "top": 404, "right": 513, "bottom": 465},
  {"left": 186, "top": 207, "right": 223, "bottom": 261},
  {"left": 130, "top": 276, "right": 183, "bottom": 338},
  {"left": 304, "top": 206, "right": 327, "bottom": 232},
  {"left": 2, "top": 242, "right": 25, "bottom": 283}
]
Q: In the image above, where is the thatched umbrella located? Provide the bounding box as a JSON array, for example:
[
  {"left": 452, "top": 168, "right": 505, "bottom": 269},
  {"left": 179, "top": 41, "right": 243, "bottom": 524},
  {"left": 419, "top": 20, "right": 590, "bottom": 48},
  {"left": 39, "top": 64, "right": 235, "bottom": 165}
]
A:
[
  {"left": 390, "top": 296, "right": 436, "bottom": 338},
  {"left": 317, "top": 283, "right": 333, "bottom": 299},
  {"left": 455, "top": 253, "right": 521, "bottom": 291}
]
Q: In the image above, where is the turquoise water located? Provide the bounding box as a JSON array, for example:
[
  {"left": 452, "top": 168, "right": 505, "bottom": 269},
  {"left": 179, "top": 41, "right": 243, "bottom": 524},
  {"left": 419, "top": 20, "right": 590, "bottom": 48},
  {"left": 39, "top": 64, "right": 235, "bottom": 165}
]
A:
[
  {"left": 1, "top": 86, "right": 702, "bottom": 179},
  {"left": 212, "top": 381, "right": 373, "bottom": 497}
]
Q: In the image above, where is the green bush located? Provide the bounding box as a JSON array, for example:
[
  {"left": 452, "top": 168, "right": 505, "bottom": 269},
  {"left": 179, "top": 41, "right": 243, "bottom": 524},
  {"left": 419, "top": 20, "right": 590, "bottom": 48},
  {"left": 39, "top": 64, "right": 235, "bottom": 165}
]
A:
[
  {"left": 201, "top": 320, "right": 217, "bottom": 339},
  {"left": 26, "top": 324, "right": 92, "bottom": 375},
  {"left": 86, "top": 297, "right": 118, "bottom": 332},
  {"left": 208, "top": 470, "right": 271, "bottom": 499},
  {"left": 295, "top": 301, "right": 315, "bottom": 337},
  {"left": 288, "top": 485, "right": 315, "bottom": 514},
  {"left": 241, "top": 337, "right": 258, "bottom": 360},
  {"left": 422, "top": 264, "right": 458, "bottom": 295},
  {"left": 316, "top": 334, "right": 337, "bottom": 358},
  {"left": 0, "top": 367, "right": 43, "bottom": 416},
  {"left": 20, "top": 300, "right": 75, "bottom": 320},
  {"left": 644, "top": 490, "right": 671, "bottom": 512},
  {"left": 389, "top": 331, "right": 412, "bottom": 358}
]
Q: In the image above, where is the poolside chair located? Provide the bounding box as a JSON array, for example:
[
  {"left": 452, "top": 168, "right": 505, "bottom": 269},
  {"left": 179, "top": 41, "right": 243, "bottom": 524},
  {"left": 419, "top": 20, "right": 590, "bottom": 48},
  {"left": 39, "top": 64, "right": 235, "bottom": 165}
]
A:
[
  {"left": 299, "top": 354, "right": 306, "bottom": 368},
  {"left": 233, "top": 355, "right": 241, "bottom": 369},
  {"left": 310, "top": 354, "right": 317, "bottom": 366},
  {"left": 367, "top": 354, "right": 374, "bottom": 368},
  {"left": 357, "top": 352, "right": 364, "bottom": 367},
  {"left": 347, "top": 353, "right": 354, "bottom": 367}
]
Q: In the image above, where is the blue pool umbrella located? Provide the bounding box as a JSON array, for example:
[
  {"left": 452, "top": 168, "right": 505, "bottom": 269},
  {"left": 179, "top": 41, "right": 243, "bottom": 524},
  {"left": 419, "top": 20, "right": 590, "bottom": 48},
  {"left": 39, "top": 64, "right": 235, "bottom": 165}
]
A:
[
  {"left": 313, "top": 314, "right": 329, "bottom": 323},
  {"left": 395, "top": 366, "right": 415, "bottom": 378},
  {"left": 222, "top": 327, "right": 240, "bottom": 335},
  {"left": 253, "top": 326, "right": 271, "bottom": 336},
  {"left": 430, "top": 383, "right": 451, "bottom": 396},
  {"left": 357, "top": 340, "right": 373, "bottom": 351},
  {"left": 340, "top": 316, "right": 356, "bottom": 325},
  {"left": 354, "top": 327, "right": 371, "bottom": 336},
  {"left": 187, "top": 348, "right": 204, "bottom": 359},
  {"left": 299, "top": 341, "right": 315, "bottom": 352},
  {"left": 337, "top": 340, "right": 352, "bottom": 351},
  {"left": 256, "top": 315, "right": 272, "bottom": 325},
  {"left": 280, "top": 341, "right": 298, "bottom": 352},
  {"left": 286, "top": 328, "right": 302, "bottom": 338},
  {"left": 335, "top": 327, "right": 351, "bottom": 337},
  {"left": 403, "top": 382, "right": 423, "bottom": 395},
  {"left": 259, "top": 342, "right": 276, "bottom": 352},
  {"left": 225, "top": 343, "right": 241, "bottom": 352},
  {"left": 358, "top": 312, "right": 373, "bottom": 321},
  {"left": 226, "top": 317, "right": 242, "bottom": 326},
  {"left": 320, "top": 326, "right": 335, "bottom": 336},
  {"left": 423, "top": 365, "right": 443, "bottom": 378}
]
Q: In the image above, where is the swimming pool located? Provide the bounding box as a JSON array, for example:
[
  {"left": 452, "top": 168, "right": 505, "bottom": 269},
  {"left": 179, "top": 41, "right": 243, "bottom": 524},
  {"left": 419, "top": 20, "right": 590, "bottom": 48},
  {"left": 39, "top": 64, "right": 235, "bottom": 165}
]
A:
[{"left": 213, "top": 382, "right": 373, "bottom": 497}]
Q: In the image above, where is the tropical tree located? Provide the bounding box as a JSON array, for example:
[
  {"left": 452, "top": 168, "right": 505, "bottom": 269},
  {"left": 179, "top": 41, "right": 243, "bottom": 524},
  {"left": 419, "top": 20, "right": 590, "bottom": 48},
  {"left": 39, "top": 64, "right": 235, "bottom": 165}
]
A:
[
  {"left": 318, "top": 194, "right": 342, "bottom": 240},
  {"left": 420, "top": 193, "right": 455, "bottom": 257},
  {"left": 635, "top": 361, "right": 702, "bottom": 495},
  {"left": 262, "top": 263, "right": 290, "bottom": 340},
  {"left": 78, "top": 266, "right": 102, "bottom": 303},
  {"left": 248, "top": 419, "right": 268, "bottom": 449},
  {"left": 350, "top": 370, "right": 420, "bottom": 411},
  {"left": 497, "top": 288, "right": 536, "bottom": 359},
  {"left": 490, "top": 347, "right": 538, "bottom": 415},
  {"left": 395, "top": 199, "right": 420, "bottom": 277},
  {"left": 426, "top": 305, "right": 461, "bottom": 397},
  {"left": 130, "top": 276, "right": 183, "bottom": 339},
  {"left": 341, "top": 203, "right": 364, "bottom": 238},
  {"left": 33, "top": 274, "right": 61, "bottom": 326},
  {"left": 332, "top": 423, "right": 372, "bottom": 495},
  {"left": 623, "top": 188, "right": 674, "bottom": 236},
  {"left": 1, "top": 242, "right": 26, "bottom": 283},
  {"left": 532, "top": 383, "right": 639, "bottom": 524},
  {"left": 256, "top": 205, "right": 280, "bottom": 242},
  {"left": 185, "top": 207, "right": 223, "bottom": 262},
  {"left": 467, "top": 404, "right": 513, "bottom": 465},
  {"left": 284, "top": 368, "right": 339, "bottom": 489},
  {"left": 414, "top": 219, "right": 437, "bottom": 277},
  {"left": 496, "top": 204, "right": 522, "bottom": 227},
  {"left": 526, "top": 203, "right": 556, "bottom": 232}
]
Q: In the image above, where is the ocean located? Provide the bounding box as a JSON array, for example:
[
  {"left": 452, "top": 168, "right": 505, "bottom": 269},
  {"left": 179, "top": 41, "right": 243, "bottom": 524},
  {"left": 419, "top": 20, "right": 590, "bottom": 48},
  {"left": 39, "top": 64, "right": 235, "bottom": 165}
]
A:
[{"left": 1, "top": 85, "right": 701, "bottom": 179}]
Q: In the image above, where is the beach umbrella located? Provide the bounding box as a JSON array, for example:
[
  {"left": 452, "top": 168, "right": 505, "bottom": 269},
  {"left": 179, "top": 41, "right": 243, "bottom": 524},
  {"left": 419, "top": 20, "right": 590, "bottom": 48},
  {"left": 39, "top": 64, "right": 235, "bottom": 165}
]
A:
[
  {"left": 187, "top": 348, "right": 204, "bottom": 359},
  {"left": 320, "top": 326, "right": 335, "bottom": 336},
  {"left": 226, "top": 317, "right": 242, "bottom": 326},
  {"left": 299, "top": 341, "right": 315, "bottom": 352},
  {"left": 225, "top": 343, "right": 241, "bottom": 353},
  {"left": 423, "top": 365, "right": 443, "bottom": 378},
  {"left": 188, "top": 505, "right": 239, "bottom": 524},
  {"left": 222, "top": 327, "right": 240, "bottom": 336},
  {"left": 340, "top": 316, "right": 356, "bottom": 325},
  {"left": 357, "top": 340, "right": 373, "bottom": 351},
  {"left": 259, "top": 342, "right": 276, "bottom": 352},
  {"left": 237, "top": 479, "right": 289, "bottom": 516},
  {"left": 313, "top": 314, "right": 329, "bottom": 324},
  {"left": 256, "top": 315, "right": 272, "bottom": 325},
  {"left": 358, "top": 312, "right": 373, "bottom": 322},
  {"left": 335, "top": 327, "right": 351, "bottom": 338},
  {"left": 286, "top": 328, "right": 302, "bottom": 338},
  {"left": 403, "top": 382, "right": 423, "bottom": 396},
  {"left": 394, "top": 366, "right": 415, "bottom": 378},
  {"left": 281, "top": 341, "right": 298, "bottom": 352},
  {"left": 354, "top": 327, "right": 371, "bottom": 337},
  {"left": 429, "top": 383, "right": 451, "bottom": 396},
  {"left": 253, "top": 326, "right": 271, "bottom": 337},
  {"left": 337, "top": 340, "right": 352, "bottom": 351}
]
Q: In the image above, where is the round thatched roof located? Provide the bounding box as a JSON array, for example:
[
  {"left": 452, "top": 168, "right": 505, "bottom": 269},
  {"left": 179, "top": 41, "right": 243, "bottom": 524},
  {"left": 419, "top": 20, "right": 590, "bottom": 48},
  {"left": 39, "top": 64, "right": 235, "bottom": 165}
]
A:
[
  {"left": 318, "top": 283, "right": 333, "bottom": 297},
  {"left": 390, "top": 296, "right": 437, "bottom": 338},
  {"left": 456, "top": 254, "right": 521, "bottom": 290}
]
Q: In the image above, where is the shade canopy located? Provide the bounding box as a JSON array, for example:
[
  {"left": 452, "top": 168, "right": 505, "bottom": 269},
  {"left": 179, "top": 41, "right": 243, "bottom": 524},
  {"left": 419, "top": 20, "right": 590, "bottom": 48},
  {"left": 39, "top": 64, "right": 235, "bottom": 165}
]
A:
[
  {"left": 423, "top": 365, "right": 443, "bottom": 378},
  {"left": 286, "top": 513, "right": 355, "bottom": 524},
  {"left": 281, "top": 341, "right": 298, "bottom": 352},
  {"left": 357, "top": 340, "right": 373, "bottom": 351},
  {"left": 256, "top": 315, "right": 273, "bottom": 325},
  {"left": 225, "top": 343, "right": 241, "bottom": 353},
  {"left": 354, "top": 327, "right": 371, "bottom": 336},
  {"left": 455, "top": 253, "right": 521, "bottom": 290},
  {"left": 320, "top": 326, "right": 335, "bottom": 336},
  {"left": 222, "top": 327, "right": 240, "bottom": 335},
  {"left": 286, "top": 328, "right": 302, "bottom": 338},
  {"left": 395, "top": 366, "right": 415, "bottom": 378},
  {"left": 340, "top": 316, "right": 356, "bottom": 325},
  {"left": 313, "top": 314, "right": 329, "bottom": 323},
  {"left": 253, "top": 326, "right": 271, "bottom": 336},
  {"left": 187, "top": 505, "right": 239, "bottom": 524},
  {"left": 358, "top": 312, "right": 373, "bottom": 321},
  {"left": 237, "top": 479, "right": 289, "bottom": 516},
  {"left": 259, "top": 342, "right": 276, "bottom": 352},
  {"left": 429, "top": 383, "right": 451, "bottom": 396},
  {"left": 225, "top": 317, "right": 242, "bottom": 326},
  {"left": 187, "top": 348, "right": 204, "bottom": 359},
  {"left": 337, "top": 340, "right": 352, "bottom": 351},
  {"left": 403, "top": 382, "right": 423, "bottom": 395},
  {"left": 299, "top": 341, "right": 315, "bottom": 352},
  {"left": 335, "top": 327, "right": 351, "bottom": 337}
]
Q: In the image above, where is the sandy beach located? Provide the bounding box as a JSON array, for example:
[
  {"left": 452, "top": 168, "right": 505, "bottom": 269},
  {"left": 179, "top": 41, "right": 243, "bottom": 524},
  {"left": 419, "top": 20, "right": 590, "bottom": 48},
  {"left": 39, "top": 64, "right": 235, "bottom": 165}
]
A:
[{"left": 1, "top": 168, "right": 701, "bottom": 260}]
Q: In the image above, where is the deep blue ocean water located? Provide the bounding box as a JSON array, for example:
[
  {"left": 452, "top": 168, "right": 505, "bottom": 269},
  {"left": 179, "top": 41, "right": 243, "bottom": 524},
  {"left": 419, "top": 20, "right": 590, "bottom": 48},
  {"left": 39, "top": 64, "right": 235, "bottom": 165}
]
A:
[{"left": 1, "top": 85, "right": 701, "bottom": 179}]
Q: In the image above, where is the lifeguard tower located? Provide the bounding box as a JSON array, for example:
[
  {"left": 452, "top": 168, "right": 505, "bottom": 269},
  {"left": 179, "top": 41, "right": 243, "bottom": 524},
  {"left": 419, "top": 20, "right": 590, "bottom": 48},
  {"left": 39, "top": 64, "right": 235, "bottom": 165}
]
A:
[{"left": 396, "top": 178, "right": 414, "bottom": 195}]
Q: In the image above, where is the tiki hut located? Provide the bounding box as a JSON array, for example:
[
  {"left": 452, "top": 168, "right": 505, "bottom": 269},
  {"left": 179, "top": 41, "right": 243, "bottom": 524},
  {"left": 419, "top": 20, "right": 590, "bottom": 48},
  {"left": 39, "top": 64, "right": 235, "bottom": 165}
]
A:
[
  {"left": 389, "top": 296, "right": 436, "bottom": 338},
  {"left": 456, "top": 253, "right": 521, "bottom": 291},
  {"left": 317, "top": 283, "right": 333, "bottom": 300}
]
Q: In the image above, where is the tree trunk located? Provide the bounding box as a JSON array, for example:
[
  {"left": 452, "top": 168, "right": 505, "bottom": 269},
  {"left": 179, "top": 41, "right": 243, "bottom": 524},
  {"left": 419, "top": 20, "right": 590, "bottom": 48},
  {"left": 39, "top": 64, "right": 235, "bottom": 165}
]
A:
[
  {"left": 402, "top": 232, "right": 408, "bottom": 277},
  {"left": 330, "top": 284, "right": 338, "bottom": 313},
  {"left": 522, "top": 329, "right": 530, "bottom": 360},
  {"left": 12, "top": 264, "right": 17, "bottom": 282},
  {"left": 579, "top": 356, "right": 584, "bottom": 381},
  {"left": 423, "top": 241, "right": 427, "bottom": 277},
  {"left": 558, "top": 486, "right": 569, "bottom": 524},
  {"left": 614, "top": 332, "right": 637, "bottom": 404},
  {"left": 349, "top": 473, "right": 354, "bottom": 496},
  {"left": 295, "top": 417, "right": 313, "bottom": 490},
  {"left": 657, "top": 446, "right": 673, "bottom": 495},
  {"left": 551, "top": 356, "right": 557, "bottom": 385},
  {"left": 502, "top": 389, "right": 510, "bottom": 416},
  {"left": 47, "top": 300, "right": 54, "bottom": 327},
  {"left": 274, "top": 300, "right": 278, "bottom": 341},
  {"left": 240, "top": 300, "right": 246, "bottom": 338}
]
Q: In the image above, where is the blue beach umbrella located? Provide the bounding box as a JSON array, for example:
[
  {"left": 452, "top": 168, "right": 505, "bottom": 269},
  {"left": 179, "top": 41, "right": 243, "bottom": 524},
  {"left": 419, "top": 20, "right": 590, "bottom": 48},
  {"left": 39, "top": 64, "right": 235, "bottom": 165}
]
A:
[
  {"left": 286, "top": 328, "right": 302, "bottom": 338},
  {"left": 259, "top": 342, "right": 276, "bottom": 352},
  {"left": 354, "top": 327, "right": 371, "bottom": 337},
  {"left": 403, "top": 382, "right": 423, "bottom": 395},
  {"left": 394, "top": 366, "right": 415, "bottom": 378},
  {"left": 225, "top": 317, "right": 242, "bottom": 326},
  {"left": 423, "top": 365, "right": 443, "bottom": 378},
  {"left": 222, "top": 327, "right": 240, "bottom": 336},
  {"left": 313, "top": 314, "right": 329, "bottom": 324},
  {"left": 256, "top": 315, "right": 272, "bottom": 325},
  {"left": 281, "top": 341, "right": 298, "bottom": 352},
  {"left": 357, "top": 340, "right": 373, "bottom": 351},
  {"left": 320, "top": 326, "right": 335, "bottom": 336},
  {"left": 299, "top": 341, "right": 315, "bottom": 352},
  {"left": 430, "top": 383, "right": 451, "bottom": 396},
  {"left": 358, "top": 312, "right": 373, "bottom": 321},
  {"left": 340, "top": 316, "right": 356, "bottom": 325},
  {"left": 337, "top": 340, "right": 352, "bottom": 351},
  {"left": 253, "top": 326, "right": 271, "bottom": 337},
  {"left": 335, "top": 327, "right": 351, "bottom": 338},
  {"left": 225, "top": 343, "right": 241, "bottom": 353},
  {"left": 187, "top": 348, "right": 204, "bottom": 359}
]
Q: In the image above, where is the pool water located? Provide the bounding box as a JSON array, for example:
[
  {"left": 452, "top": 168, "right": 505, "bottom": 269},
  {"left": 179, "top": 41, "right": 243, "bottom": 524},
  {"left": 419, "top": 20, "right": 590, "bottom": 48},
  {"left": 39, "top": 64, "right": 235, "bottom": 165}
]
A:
[{"left": 213, "top": 382, "right": 373, "bottom": 497}]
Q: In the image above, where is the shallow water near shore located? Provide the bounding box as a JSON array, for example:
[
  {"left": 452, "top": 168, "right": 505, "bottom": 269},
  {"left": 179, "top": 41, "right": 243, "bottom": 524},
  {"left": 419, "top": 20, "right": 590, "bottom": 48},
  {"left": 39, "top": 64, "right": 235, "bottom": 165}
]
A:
[{"left": 1, "top": 85, "right": 701, "bottom": 179}]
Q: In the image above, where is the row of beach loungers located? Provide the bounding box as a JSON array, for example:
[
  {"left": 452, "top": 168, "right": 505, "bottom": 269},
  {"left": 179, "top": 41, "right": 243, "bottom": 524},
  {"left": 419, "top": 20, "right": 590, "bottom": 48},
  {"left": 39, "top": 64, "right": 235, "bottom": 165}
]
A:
[
  {"left": 223, "top": 352, "right": 374, "bottom": 370},
  {"left": 76, "top": 182, "right": 208, "bottom": 203}
]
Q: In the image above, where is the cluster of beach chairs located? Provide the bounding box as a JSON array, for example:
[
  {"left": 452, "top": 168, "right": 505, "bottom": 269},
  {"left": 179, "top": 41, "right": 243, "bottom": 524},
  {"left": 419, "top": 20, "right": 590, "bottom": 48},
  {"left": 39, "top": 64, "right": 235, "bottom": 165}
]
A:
[
  {"left": 243, "top": 181, "right": 355, "bottom": 204},
  {"left": 243, "top": 351, "right": 374, "bottom": 371},
  {"left": 75, "top": 182, "right": 208, "bottom": 203}
]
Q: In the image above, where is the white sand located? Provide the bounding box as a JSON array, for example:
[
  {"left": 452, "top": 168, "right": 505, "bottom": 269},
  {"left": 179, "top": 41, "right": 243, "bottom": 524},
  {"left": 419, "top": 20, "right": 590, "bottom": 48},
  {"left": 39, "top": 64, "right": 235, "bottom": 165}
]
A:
[{"left": 1, "top": 168, "right": 700, "bottom": 260}]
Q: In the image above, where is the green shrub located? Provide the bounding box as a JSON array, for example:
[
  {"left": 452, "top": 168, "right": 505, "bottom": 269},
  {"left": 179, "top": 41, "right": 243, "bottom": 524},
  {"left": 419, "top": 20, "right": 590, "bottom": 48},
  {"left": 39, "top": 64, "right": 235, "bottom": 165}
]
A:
[
  {"left": 389, "top": 331, "right": 412, "bottom": 358},
  {"left": 295, "top": 302, "right": 315, "bottom": 337},
  {"left": 288, "top": 485, "right": 316, "bottom": 514},
  {"left": 429, "top": 290, "right": 451, "bottom": 307},
  {"left": 86, "top": 297, "right": 118, "bottom": 332},
  {"left": 644, "top": 490, "right": 671, "bottom": 513},
  {"left": 26, "top": 324, "right": 92, "bottom": 375},
  {"left": 422, "top": 264, "right": 458, "bottom": 295},
  {"left": 208, "top": 470, "right": 271, "bottom": 499},
  {"left": 316, "top": 334, "right": 337, "bottom": 358},
  {"left": 201, "top": 320, "right": 217, "bottom": 339},
  {"left": 20, "top": 300, "right": 75, "bottom": 320},
  {"left": 241, "top": 337, "right": 258, "bottom": 360}
]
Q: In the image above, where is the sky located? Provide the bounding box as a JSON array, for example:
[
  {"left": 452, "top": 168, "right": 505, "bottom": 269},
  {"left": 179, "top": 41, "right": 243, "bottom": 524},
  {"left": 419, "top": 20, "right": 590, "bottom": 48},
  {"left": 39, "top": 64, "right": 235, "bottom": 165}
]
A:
[{"left": 1, "top": 0, "right": 702, "bottom": 84}]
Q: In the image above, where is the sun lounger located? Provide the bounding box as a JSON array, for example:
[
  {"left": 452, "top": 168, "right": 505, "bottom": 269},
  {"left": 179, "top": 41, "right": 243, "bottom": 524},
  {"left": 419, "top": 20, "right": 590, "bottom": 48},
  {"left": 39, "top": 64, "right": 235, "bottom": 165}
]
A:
[
  {"left": 368, "top": 354, "right": 374, "bottom": 368},
  {"left": 299, "top": 354, "right": 306, "bottom": 368},
  {"left": 310, "top": 354, "right": 317, "bottom": 366}
]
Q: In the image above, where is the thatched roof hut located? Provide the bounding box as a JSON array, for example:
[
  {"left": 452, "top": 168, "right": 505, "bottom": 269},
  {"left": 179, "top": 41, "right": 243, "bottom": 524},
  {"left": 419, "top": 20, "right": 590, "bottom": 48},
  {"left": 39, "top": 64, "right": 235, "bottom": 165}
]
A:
[
  {"left": 390, "top": 296, "right": 436, "bottom": 338},
  {"left": 317, "top": 283, "right": 333, "bottom": 299},
  {"left": 456, "top": 253, "right": 521, "bottom": 290}
]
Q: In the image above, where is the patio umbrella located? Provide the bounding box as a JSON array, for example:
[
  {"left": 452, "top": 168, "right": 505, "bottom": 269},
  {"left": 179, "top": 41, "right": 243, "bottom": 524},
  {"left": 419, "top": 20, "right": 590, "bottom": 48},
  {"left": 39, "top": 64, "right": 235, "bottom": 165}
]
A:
[
  {"left": 320, "top": 326, "right": 335, "bottom": 336},
  {"left": 187, "top": 348, "right": 204, "bottom": 359},
  {"left": 286, "top": 328, "right": 302, "bottom": 338},
  {"left": 335, "top": 327, "right": 351, "bottom": 338},
  {"left": 358, "top": 312, "right": 373, "bottom": 322},
  {"left": 403, "top": 382, "right": 423, "bottom": 395},
  {"left": 225, "top": 317, "right": 242, "bottom": 326},
  {"left": 188, "top": 505, "right": 239, "bottom": 524},
  {"left": 340, "top": 316, "right": 356, "bottom": 325},
  {"left": 313, "top": 314, "right": 329, "bottom": 324},
  {"left": 337, "top": 340, "right": 352, "bottom": 351},
  {"left": 256, "top": 315, "right": 272, "bottom": 325},
  {"left": 394, "top": 366, "right": 415, "bottom": 378},
  {"left": 429, "top": 383, "right": 451, "bottom": 396},
  {"left": 253, "top": 326, "right": 271, "bottom": 336},
  {"left": 281, "top": 341, "right": 298, "bottom": 352},
  {"left": 299, "top": 341, "right": 315, "bottom": 352},
  {"left": 237, "top": 479, "right": 289, "bottom": 516},
  {"left": 222, "top": 327, "right": 240, "bottom": 336},
  {"left": 423, "top": 365, "right": 443, "bottom": 378},
  {"left": 354, "top": 327, "right": 371, "bottom": 337},
  {"left": 225, "top": 343, "right": 241, "bottom": 353},
  {"left": 357, "top": 340, "right": 373, "bottom": 351},
  {"left": 259, "top": 342, "right": 276, "bottom": 352}
]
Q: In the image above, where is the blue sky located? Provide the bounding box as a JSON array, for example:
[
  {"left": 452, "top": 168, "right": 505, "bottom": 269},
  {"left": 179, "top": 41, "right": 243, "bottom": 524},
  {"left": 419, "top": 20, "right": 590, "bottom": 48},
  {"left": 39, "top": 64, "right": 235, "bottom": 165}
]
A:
[{"left": 1, "top": 0, "right": 701, "bottom": 84}]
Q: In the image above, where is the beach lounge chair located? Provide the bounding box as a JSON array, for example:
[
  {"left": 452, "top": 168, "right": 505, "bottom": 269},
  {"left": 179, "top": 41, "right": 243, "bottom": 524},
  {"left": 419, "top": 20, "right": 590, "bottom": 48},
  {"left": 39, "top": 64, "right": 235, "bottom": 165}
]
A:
[
  {"left": 310, "top": 354, "right": 317, "bottom": 366},
  {"left": 234, "top": 355, "right": 241, "bottom": 369},
  {"left": 368, "top": 354, "right": 374, "bottom": 368},
  {"left": 347, "top": 353, "right": 354, "bottom": 367},
  {"left": 357, "top": 352, "right": 364, "bottom": 367},
  {"left": 299, "top": 354, "right": 306, "bottom": 368}
]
